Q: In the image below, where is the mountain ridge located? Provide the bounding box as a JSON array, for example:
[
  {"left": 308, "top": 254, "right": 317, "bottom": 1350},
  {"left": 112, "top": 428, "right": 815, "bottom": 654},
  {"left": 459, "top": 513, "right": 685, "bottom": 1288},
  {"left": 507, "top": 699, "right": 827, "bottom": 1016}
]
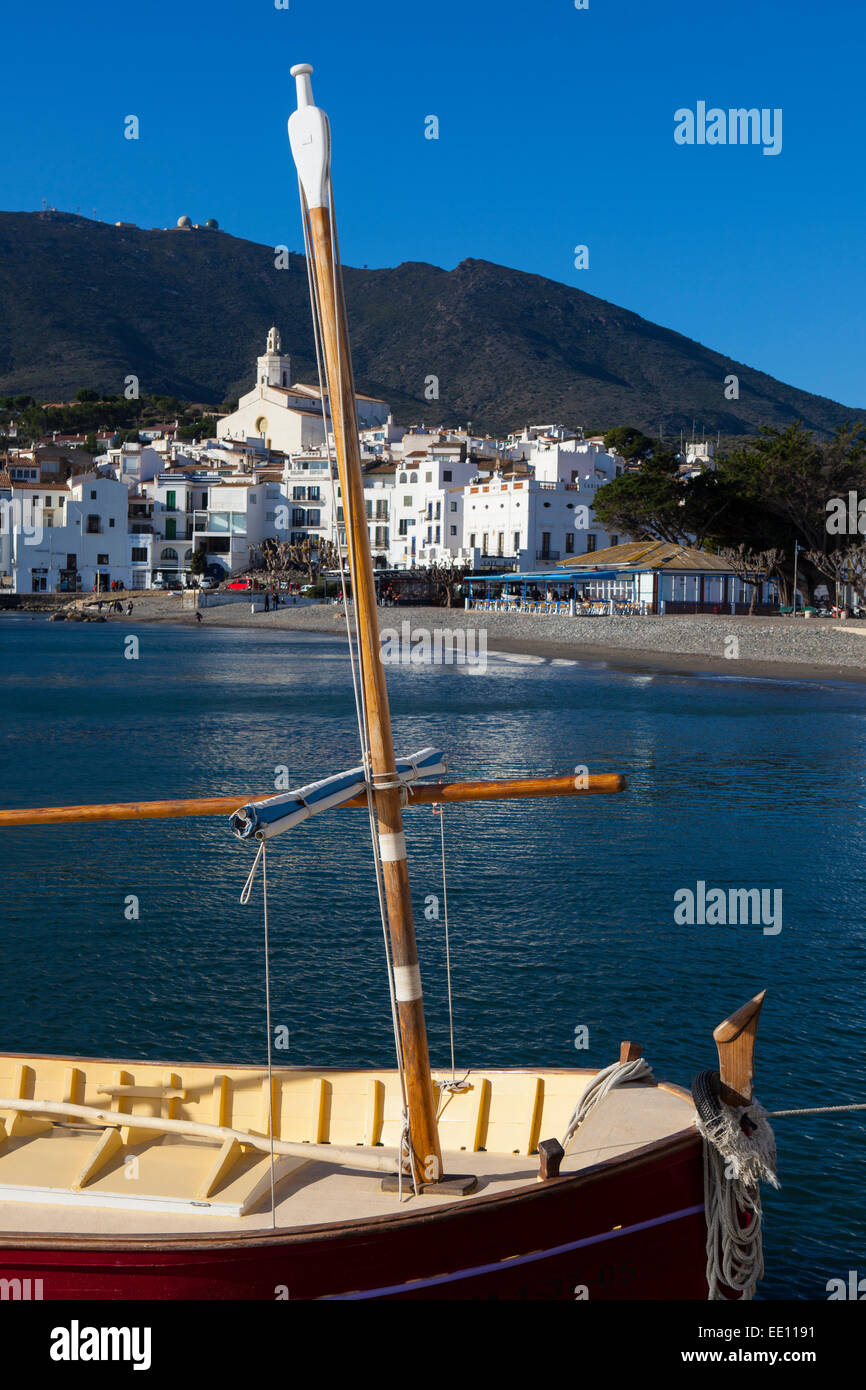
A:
[{"left": 0, "top": 209, "right": 860, "bottom": 439}]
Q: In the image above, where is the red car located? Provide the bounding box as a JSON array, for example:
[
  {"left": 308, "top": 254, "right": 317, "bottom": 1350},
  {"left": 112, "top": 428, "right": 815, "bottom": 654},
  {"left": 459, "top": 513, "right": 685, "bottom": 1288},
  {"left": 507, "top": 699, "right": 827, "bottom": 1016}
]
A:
[{"left": 226, "top": 578, "right": 261, "bottom": 592}]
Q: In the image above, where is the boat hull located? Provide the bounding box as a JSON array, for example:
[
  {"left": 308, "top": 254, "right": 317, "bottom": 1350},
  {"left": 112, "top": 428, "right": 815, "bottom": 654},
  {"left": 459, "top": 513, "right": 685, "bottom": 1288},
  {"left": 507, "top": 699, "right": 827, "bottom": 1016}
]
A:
[{"left": 0, "top": 1130, "right": 707, "bottom": 1300}]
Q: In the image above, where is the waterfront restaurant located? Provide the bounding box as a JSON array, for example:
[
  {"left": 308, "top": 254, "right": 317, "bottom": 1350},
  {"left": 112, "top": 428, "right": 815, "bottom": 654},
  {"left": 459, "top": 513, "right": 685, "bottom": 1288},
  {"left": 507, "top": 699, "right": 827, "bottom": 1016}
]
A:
[{"left": 465, "top": 541, "right": 779, "bottom": 616}]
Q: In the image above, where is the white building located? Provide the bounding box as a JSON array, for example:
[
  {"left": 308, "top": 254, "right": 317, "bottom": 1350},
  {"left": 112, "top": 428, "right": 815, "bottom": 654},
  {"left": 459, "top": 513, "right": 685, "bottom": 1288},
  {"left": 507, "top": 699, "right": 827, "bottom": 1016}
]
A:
[
  {"left": 388, "top": 442, "right": 476, "bottom": 568},
  {"left": 4, "top": 474, "right": 133, "bottom": 593},
  {"left": 217, "top": 328, "right": 390, "bottom": 456},
  {"left": 461, "top": 435, "right": 624, "bottom": 570}
]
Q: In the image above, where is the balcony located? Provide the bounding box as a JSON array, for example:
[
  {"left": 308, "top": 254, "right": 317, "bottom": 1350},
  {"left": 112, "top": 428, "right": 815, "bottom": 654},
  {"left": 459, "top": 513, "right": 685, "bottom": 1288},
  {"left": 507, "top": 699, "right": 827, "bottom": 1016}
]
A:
[{"left": 536, "top": 549, "right": 560, "bottom": 562}]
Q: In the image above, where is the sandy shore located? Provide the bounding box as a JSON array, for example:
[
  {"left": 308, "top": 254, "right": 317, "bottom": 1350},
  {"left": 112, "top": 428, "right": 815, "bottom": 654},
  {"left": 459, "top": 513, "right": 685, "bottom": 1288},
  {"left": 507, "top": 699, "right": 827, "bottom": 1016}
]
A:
[{"left": 40, "top": 593, "right": 866, "bottom": 685}]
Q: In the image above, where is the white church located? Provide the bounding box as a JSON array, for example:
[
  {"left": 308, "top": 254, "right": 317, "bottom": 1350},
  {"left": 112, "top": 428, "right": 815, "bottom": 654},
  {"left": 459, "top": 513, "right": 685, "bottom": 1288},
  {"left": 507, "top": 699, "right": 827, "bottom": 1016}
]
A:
[{"left": 217, "top": 328, "right": 390, "bottom": 455}]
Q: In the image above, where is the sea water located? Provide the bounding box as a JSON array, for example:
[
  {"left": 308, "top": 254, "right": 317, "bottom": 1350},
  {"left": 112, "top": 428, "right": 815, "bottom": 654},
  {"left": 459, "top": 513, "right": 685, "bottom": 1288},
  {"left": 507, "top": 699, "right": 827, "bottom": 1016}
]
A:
[{"left": 0, "top": 616, "right": 864, "bottom": 1300}]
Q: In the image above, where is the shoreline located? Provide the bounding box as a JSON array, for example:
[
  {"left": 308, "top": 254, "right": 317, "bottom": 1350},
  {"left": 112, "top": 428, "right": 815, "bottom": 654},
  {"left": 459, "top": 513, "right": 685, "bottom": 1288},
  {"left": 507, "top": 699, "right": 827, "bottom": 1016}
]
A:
[{"left": 11, "top": 596, "right": 866, "bottom": 686}]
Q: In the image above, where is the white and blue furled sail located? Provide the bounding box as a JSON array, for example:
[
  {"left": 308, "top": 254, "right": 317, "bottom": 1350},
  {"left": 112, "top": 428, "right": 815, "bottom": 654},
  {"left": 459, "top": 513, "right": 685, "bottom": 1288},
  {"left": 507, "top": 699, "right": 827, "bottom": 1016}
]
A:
[{"left": 229, "top": 747, "right": 447, "bottom": 841}]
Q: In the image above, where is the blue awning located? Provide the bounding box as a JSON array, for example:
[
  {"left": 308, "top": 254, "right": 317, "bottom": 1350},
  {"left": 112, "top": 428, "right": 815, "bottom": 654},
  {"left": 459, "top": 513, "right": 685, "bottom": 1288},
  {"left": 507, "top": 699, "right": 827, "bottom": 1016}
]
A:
[{"left": 466, "top": 570, "right": 621, "bottom": 585}]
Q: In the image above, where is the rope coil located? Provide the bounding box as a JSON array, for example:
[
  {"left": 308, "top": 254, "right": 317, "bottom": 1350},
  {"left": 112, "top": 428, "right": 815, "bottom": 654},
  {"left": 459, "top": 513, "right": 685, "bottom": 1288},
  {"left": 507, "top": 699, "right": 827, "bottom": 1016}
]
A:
[
  {"left": 693, "top": 1073, "right": 779, "bottom": 1301},
  {"left": 560, "top": 1056, "right": 654, "bottom": 1151}
]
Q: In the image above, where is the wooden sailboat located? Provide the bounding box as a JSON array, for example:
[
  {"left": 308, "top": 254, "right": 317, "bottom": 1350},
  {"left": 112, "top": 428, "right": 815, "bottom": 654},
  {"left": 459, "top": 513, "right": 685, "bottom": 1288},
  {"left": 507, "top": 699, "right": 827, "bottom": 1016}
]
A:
[{"left": 0, "top": 65, "right": 775, "bottom": 1301}]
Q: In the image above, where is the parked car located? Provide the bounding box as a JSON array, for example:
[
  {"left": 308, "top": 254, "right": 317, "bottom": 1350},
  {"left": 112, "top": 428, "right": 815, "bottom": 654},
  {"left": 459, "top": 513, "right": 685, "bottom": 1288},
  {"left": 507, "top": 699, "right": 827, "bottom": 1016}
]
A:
[
  {"left": 227, "top": 577, "right": 261, "bottom": 592},
  {"left": 199, "top": 577, "right": 218, "bottom": 590}
]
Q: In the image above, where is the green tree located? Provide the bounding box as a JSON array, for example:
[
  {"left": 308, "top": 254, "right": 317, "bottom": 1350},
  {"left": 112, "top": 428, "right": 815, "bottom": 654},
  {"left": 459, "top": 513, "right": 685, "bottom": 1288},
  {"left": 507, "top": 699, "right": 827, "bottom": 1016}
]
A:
[
  {"left": 75, "top": 388, "right": 99, "bottom": 403},
  {"left": 189, "top": 546, "right": 207, "bottom": 578},
  {"left": 602, "top": 426, "right": 657, "bottom": 462}
]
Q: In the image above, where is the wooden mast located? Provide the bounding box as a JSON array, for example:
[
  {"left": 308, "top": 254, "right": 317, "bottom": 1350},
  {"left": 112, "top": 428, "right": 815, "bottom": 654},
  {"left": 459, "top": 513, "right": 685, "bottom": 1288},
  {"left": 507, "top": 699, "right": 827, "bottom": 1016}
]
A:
[{"left": 288, "top": 64, "right": 443, "bottom": 1183}]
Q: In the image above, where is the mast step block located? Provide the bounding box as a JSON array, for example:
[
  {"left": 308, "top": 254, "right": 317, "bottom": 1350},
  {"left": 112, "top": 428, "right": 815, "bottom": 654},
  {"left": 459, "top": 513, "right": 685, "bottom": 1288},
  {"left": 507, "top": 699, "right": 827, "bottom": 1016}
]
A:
[{"left": 380, "top": 1172, "right": 478, "bottom": 1197}]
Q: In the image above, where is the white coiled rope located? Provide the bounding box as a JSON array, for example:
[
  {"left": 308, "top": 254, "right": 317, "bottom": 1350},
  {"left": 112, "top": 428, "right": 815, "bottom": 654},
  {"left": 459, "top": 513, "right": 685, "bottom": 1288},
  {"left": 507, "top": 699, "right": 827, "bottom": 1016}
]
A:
[
  {"left": 696, "top": 1097, "right": 779, "bottom": 1301},
  {"left": 561, "top": 1056, "right": 654, "bottom": 1150}
]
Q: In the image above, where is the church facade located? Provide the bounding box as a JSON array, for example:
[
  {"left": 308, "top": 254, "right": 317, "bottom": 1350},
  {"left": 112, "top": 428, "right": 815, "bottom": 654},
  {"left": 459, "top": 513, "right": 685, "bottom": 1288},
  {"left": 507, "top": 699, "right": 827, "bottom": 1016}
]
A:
[{"left": 217, "top": 328, "right": 389, "bottom": 455}]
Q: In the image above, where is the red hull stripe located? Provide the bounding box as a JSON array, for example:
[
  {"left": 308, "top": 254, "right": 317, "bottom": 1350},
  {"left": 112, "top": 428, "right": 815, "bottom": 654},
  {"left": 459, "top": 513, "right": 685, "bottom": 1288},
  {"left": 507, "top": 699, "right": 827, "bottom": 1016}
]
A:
[{"left": 322, "top": 1202, "right": 706, "bottom": 1299}]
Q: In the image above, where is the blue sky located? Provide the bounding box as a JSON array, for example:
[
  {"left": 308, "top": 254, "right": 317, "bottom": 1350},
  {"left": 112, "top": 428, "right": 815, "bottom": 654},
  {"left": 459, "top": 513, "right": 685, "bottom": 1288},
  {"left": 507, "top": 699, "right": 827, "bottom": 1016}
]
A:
[{"left": 2, "top": 0, "right": 864, "bottom": 408}]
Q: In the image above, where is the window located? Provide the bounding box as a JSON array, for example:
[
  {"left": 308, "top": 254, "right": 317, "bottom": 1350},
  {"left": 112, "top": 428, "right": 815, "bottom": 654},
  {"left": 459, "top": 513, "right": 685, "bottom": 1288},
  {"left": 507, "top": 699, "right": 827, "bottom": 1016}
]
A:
[
  {"left": 482, "top": 533, "right": 488, "bottom": 555},
  {"left": 450, "top": 501, "right": 457, "bottom": 512},
  {"left": 97, "top": 553, "right": 109, "bottom": 564},
  {"left": 497, "top": 532, "right": 504, "bottom": 555},
  {"left": 249, "top": 495, "right": 257, "bottom": 504},
  {"left": 90, "top": 490, "right": 97, "bottom": 500},
  {"left": 565, "top": 533, "right": 575, "bottom": 553},
  {"left": 109, "top": 518, "right": 115, "bottom": 527},
  {"left": 425, "top": 472, "right": 432, "bottom": 483},
  {"left": 513, "top": 531, "right": 520, "bottom": 552},
  {"left": 398, "top": 519, "right": 409, "bottom": 536},
  {"left": 165, "top": 519, "right": 177, "bottom": 540},
  {"left": 611, "top": 535, "right": 619, "bottom": 546},
  {"left": 435, "top": 526, "right": 441, "bottom": 543},
  {"left": 409, "top": 473, "right": 417, "bottom": 484},
  {"left": 161, "top": 547, "right": 179, "bottom": 563},
  {"left": 450, "top": 525, "right": 457, "bottom": 536},
  {"left": 132, "top": 547, "right": 147, "bottom": 562},
  {"left": 586, "top": 534, "right": 597, "bottom": 552},
  {"left": 86, "top": 515, "right": 100, "bottom": 534},
  {"left": 44, "top": 496, "right": 52, "bottom": 507},
  {"left": 435, "top": 501, "right": 441, "bottom": 519},
  {"left": 443, "top": 470, "right": 452, "bottom": 482},
  {"left": 469, "top": 533, "right": 476, "bottom": 548},
  {"left": 166, "top": 490, "right": 176, "bottom": 509},
  {"left": 403, "top": 495, "right": 412, "bottom": 506}
]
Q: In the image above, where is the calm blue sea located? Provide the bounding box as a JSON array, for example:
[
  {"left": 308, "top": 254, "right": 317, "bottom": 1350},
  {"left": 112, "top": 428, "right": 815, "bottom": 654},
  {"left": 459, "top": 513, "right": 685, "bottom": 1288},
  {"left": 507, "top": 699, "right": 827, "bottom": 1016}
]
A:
[{"left": 0, "top": 614, "right": 864, "bottom": 1300}]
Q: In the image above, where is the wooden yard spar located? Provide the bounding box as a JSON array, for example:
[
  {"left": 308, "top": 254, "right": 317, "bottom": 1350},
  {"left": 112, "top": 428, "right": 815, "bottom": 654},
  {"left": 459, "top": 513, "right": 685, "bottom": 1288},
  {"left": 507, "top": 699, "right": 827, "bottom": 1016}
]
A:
[{"left": 288, "top": 63, "right": 442, "bottom": 1183}]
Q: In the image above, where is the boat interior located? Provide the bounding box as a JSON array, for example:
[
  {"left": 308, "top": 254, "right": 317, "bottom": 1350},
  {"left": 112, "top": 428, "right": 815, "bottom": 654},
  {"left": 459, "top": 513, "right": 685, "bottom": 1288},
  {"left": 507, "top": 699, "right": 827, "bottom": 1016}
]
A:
[{"left": 0, "top": 1053, "right": 697, "bottom": 1235}]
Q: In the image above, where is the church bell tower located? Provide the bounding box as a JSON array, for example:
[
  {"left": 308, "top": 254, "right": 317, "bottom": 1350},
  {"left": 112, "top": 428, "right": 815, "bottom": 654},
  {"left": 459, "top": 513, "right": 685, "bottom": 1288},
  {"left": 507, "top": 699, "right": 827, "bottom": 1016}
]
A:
[{"left": 257, "top": 327, "right": 292, "bottom": 389}]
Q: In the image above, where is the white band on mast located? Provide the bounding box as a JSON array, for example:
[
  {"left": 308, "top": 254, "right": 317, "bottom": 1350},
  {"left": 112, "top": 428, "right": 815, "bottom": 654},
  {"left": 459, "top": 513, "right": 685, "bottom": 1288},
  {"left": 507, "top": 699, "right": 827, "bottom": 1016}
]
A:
[
  {"left": 288, "top": 63, "right": 331, "bottom": 211},
  {"left": 393, "top": 963, "right": 423, "bottom": 1002},
  {"left": 379, "top": 831, "right": 407, "bottom": 863}
]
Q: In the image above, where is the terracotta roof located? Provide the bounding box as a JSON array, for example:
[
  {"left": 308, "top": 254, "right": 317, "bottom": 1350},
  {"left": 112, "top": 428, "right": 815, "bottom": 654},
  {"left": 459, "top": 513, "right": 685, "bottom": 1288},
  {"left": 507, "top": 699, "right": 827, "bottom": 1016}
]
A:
[{"left": 557, "top": 540, "right": 736, "bottom": 573}]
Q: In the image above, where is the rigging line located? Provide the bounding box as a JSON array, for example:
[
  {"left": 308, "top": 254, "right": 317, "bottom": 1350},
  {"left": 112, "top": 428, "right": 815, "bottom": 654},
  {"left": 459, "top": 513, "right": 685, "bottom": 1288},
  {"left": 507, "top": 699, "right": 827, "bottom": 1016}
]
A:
[
  {"left": 300, "top": 180, "right": 415, "bottom": 1195},
  {"left": 767, "top": 1103, "right": 866, "bottom": 1117},
  {"left": 438, "top": 805, "right": 457, "bottom": 1085},
  {"left": 261, "top": 841, "right": 277, "bottom": 1230},
  {"left": 298, "top": 179, "right": 366, "bottom": 764},
  {"left": 325, "top": 174, "right": 417, "bottom": 1197}
]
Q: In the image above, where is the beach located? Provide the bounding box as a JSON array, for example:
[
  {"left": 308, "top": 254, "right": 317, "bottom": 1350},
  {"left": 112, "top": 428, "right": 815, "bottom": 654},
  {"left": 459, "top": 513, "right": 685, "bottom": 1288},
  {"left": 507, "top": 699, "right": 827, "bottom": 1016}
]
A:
[{"left": 32, "top": 593, "right": 866, "bottom": 683}]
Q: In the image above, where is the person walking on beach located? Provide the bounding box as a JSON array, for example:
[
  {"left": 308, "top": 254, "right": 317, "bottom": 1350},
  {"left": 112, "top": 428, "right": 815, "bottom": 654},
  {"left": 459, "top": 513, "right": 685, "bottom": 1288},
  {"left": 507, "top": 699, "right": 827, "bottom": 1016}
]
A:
[
  {"left": 195, "top": 610, "right": 203, "bottom": 624},
  {"left": 126, "top": 601, "right": 133, "bottom": 616},
  {"left": 264, "top": 592, "right": 270, "bottom": 613}
]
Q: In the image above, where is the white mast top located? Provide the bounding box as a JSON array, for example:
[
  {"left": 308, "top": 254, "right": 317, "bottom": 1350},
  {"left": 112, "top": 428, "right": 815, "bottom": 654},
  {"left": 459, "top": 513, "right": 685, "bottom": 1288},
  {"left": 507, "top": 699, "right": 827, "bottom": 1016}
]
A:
[{"left": 288, "top": 63, "right": 331, "bottom": 211}]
